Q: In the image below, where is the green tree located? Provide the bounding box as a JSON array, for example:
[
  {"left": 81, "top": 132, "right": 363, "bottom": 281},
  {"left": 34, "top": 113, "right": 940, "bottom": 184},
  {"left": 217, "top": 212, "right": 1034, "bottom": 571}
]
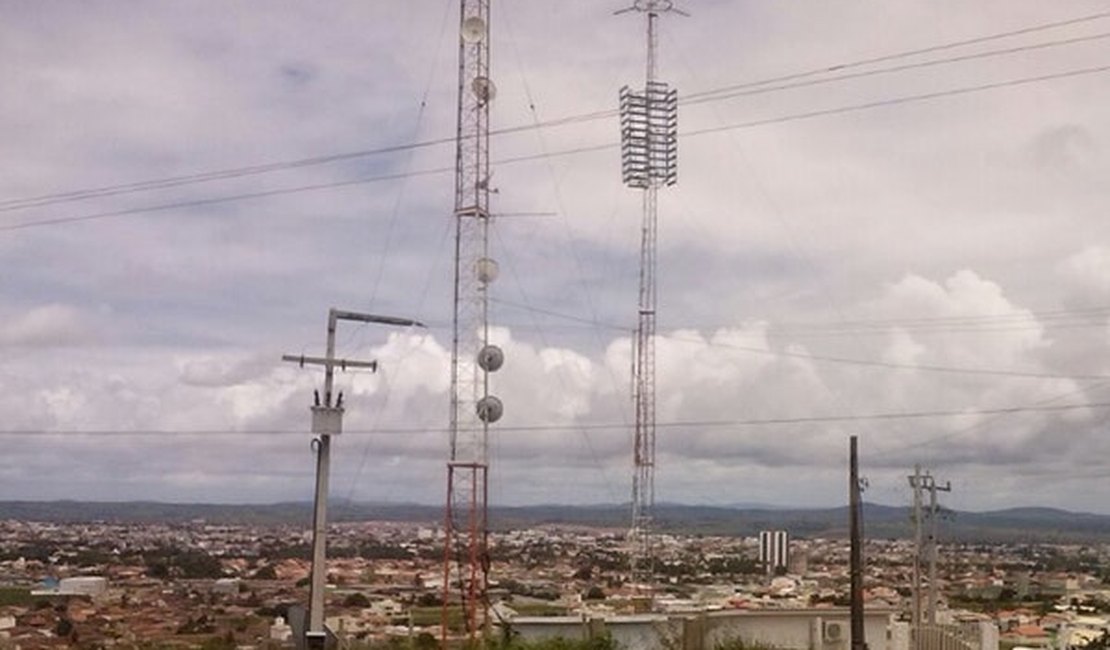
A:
[{"left": 344, "top": 592, "right": 372, "bottom": 608}]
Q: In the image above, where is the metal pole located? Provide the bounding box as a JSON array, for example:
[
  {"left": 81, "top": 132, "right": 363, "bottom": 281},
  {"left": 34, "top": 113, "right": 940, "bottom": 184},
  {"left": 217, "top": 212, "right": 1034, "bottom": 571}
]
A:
[{"left": 849, "top": 436, "right": 866, "bottom": 650}]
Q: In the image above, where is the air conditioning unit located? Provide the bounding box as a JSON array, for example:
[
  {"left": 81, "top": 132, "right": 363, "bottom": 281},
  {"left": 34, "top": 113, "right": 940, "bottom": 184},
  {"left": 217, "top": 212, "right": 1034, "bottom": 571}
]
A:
[{"left": 823, "top": 621, "right": 845, "bottom": 643}]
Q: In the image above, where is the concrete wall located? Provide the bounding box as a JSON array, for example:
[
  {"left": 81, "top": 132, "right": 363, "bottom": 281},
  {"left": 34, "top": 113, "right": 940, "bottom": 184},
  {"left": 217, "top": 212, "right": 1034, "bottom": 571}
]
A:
[
  {"left": 702, "top": 609, "right": 892, "bottom": 650},
  {"left": 508, "top": 608, "right": 897, "bottom": 650},
  {"left": 979, "top": 621, "right": 999, "bottom": 650}
]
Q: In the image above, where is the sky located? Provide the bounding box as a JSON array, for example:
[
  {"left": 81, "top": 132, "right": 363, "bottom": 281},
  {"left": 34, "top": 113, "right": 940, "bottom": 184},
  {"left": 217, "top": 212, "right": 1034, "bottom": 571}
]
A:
[{"left": 2, "top": 1, "right": 1110, "bottom": 514}]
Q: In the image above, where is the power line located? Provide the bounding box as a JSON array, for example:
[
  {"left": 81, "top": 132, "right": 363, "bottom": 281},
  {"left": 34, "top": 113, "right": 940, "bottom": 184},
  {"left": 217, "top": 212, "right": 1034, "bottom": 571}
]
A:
[
  {"left": 773, "top": 304, "right": 1110, "bottom": 328},
  {"left": 490, "top": 297, "right": 633, "bottom": 332},
  {"left": 0, "top": 167, "right": 451, "bottom": 232},
  {"left": 3, "top": 63, "right": 1107, "bottom": 233},
  {"left": 0, "top": 140, "right": 451, "bottom": 213},
  {"left": 868, "top": 380, "right": 1110, "bottom": 461},
  {"left": 496, "top": 296, "right": 1110, "bottom": 336},
  {"left": 491, "top": 297, "right": 1110, "bottom": 381},
  {"left": 681, "top": 11, "right": 1110, "bottom": 102},
  {"left": 4, "top": 10, "right": 1108, "bottom": 213},
  {"left": 681, "top": 31, "right": 1110, "bottom": 108},
  {"left": 0, "top": 114, "right": 605, "bottom": 214},
  {"left": 672, "top": 330, "right": 1110, "bottom": 381},
  {"left": 2, "top": 399, "right": 1108, "bottom": 436},
  {"left": 681, "top": 63, "right": 1110, "bottom": 139}
]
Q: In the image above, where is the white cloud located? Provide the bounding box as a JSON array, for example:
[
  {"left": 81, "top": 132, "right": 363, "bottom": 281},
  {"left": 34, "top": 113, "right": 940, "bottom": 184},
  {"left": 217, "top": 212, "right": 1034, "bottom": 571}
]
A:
[
  {"left": 0, "top": 304, "right": 99, "bottom": 347},
  {"left": 1059, "top": 246, "right": 1110, "bottom": 296}
]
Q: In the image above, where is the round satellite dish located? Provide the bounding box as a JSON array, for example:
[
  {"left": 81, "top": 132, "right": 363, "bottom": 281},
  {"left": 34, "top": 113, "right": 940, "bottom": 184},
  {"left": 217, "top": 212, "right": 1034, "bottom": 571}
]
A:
[
  {"left": 475, "top": 257, "right": 499, "bottom": 284},
  {"left": 477, "top": 345, "right": 504, "bottom": 372},
  {"left": 472, "top": 76, "right": 497, "bottom": 103},
  {"left": 461, "top": 16, "right": 486, "bottom": 43},
  {"left": 477, "top": 395, "right": 503, "bottom": 423}
]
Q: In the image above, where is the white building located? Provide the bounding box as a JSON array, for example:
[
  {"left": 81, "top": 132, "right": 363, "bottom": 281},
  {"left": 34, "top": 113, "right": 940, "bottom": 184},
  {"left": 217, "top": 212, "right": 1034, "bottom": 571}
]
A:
[
  {"left": 760, "top": 530, "right": 790, "bottom": 574},
  {"left": 31, "top": 576, "right": 109, "bottom": 597}
]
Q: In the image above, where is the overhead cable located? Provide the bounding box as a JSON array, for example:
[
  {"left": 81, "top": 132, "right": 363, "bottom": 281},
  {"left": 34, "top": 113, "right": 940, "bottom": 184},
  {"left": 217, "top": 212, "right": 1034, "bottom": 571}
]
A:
[
  {"left": 3, "top": 62, "right": 1108, "bottom": 234},
  {"left": 3, "top": 10, "right": 1108, "bottom": 213},
  {"left": 1, "top": 399, "right": 1107, "bottom": 436}
]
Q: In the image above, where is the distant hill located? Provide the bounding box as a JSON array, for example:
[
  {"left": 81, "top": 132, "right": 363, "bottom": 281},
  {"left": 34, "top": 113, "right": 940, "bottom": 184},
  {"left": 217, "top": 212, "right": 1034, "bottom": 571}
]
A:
[{"left": 1, "top": 500, "right": 1108, "bottom": 543}]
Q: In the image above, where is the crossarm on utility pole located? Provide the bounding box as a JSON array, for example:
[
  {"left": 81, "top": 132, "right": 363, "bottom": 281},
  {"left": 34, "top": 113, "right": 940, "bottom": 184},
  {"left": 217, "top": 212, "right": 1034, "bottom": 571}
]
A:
[
  {"left": 330, "top": 309, "right": 425, "bottom": 328},
  {"left": 281, "top": 355, "right": 378, "bottom": 372}
]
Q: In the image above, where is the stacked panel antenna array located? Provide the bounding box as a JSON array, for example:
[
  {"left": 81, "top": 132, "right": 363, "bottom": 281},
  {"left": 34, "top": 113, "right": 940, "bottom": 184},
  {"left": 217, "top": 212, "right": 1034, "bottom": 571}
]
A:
[{"left": 620, "top": 81, "right": 678, "bottom": 188}]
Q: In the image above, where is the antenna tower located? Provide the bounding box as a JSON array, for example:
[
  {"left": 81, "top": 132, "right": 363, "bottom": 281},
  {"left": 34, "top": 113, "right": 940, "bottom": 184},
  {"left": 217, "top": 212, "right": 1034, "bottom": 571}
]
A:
[
  {"left": 617, "top": 0, "right": 680, "bottom": 596},
  {"left": 442, "top": 0, "right": 504, "bottom": 645}
]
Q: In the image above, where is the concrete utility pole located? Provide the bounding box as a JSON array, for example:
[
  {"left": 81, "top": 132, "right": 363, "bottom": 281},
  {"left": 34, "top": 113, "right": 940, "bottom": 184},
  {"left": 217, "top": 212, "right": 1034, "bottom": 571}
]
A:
[
  {"left": 909, "top": 464, "right": 923, "bottom": 650},
  {"left": 926, "top": 474, "right": 950, "bottom": 625},
  {"left": 283, "top": 309, "right": 423, "bottom": 649},
  {"left": 908, "top": 465, "right": 951, "bottom": 645}
]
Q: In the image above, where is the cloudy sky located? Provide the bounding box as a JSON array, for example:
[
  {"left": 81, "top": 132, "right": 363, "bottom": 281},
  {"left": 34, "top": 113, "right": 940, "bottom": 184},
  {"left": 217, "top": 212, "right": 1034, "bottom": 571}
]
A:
[{"left": 3, "top": 1, "right": 1110, "bottom": 515}]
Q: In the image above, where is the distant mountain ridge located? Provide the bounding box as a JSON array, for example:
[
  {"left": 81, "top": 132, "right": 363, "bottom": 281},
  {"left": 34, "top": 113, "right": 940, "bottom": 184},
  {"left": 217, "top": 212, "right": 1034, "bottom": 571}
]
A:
[{"left": 1, "top": 500, "right": 1107, "bottom": 543}]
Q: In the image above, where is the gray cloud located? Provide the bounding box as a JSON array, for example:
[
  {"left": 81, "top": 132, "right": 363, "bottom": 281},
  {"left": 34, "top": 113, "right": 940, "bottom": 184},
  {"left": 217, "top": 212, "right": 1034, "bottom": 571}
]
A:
[{"left": 2, "top": 1, "right": 1110, "bottom": 513}]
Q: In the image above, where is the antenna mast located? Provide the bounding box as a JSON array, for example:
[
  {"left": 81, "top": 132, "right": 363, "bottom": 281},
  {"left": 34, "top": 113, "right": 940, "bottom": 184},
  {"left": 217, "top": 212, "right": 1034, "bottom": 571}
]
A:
[
  {"left": 617, "top": 0, "right": 680, "bottom": 598},
  {"left": 443, "top": 0, "right": 504, "bottom": 646}
]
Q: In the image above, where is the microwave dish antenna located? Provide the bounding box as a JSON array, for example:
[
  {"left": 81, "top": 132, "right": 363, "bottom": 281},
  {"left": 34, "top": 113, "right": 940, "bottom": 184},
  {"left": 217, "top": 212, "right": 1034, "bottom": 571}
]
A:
[
  {"left": 461, "top": 16, "right": 486, "bottom": 43},
  {"left": 472, "top": 76, "right": 497, "bottom": 103}
]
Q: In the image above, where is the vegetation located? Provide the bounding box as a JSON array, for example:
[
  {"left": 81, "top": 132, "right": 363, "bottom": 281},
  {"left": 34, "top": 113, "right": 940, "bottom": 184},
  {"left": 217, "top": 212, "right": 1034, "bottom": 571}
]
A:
[
  {"left": 348, "top": 636, "right": 620, "bottom": 650},
  {"left": 344, "top": 592, "right": 372, "bottom": 608},
  {"left": 145, "top": 548, "right": 224, "bottom": 579},
  {"left": 511, "top": 602, "right": 567, "bottom": 617},
  {"left": 0, "top": 587, "right": 33, "bottom": 606},
  {"left": 712, "top": 639, "right": 785, "bottom": 650},
  {"left": 497, "top": 634, "right": 619, "bottom": 650},
  {"left": 948, "top": 590, "right": 1059, "bottom": 614},
  {"left": 410, "top": 605, "right": 463, "bottom": 631}
]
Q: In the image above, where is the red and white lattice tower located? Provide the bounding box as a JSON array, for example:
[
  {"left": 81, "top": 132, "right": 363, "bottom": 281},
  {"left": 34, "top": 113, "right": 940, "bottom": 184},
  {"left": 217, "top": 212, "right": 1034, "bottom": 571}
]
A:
[{"left": 442, "top": 0, "right": 504, "bottom": 645}]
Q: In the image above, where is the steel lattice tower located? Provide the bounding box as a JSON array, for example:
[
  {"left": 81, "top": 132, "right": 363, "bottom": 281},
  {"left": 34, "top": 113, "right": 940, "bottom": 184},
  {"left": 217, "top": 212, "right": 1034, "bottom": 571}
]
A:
[
  {"left": 442, "top": 0, "right": 504, "bottom": 645},
  {"left": 618, "top": 0, "right": 679, "bottom": 597}
]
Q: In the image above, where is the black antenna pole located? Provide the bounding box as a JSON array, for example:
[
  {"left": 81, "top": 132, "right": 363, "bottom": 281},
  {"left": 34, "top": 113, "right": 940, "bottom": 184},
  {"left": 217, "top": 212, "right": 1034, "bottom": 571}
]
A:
[{"left": 849, "top": 435, "right": 867, "bottom": 650}]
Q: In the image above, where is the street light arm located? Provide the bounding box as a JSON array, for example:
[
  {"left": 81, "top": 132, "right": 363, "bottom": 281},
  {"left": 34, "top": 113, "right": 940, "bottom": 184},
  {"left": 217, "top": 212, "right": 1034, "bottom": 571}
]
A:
[{"left": 329, "top": 309, "right": 425, "bottom": 328}]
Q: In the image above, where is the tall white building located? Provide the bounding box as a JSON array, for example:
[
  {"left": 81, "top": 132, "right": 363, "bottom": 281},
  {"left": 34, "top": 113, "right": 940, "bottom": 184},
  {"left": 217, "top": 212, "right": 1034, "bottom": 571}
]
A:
[{"left": 759, "top": 530, "right": 790, "bottom": 574}]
